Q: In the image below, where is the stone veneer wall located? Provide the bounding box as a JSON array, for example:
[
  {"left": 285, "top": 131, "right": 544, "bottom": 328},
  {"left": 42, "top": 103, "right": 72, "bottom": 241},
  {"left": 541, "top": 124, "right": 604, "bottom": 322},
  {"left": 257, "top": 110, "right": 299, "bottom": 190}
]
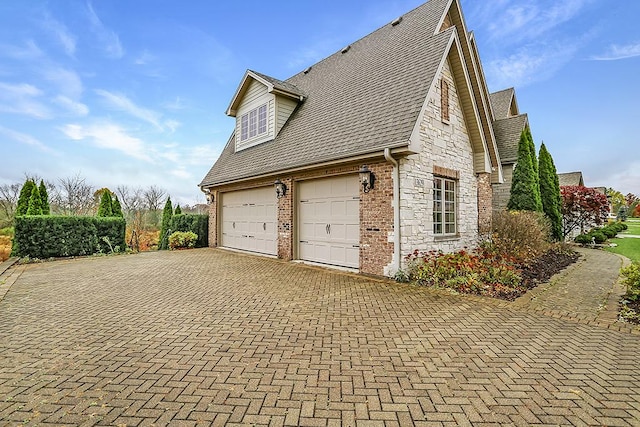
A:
[
  {"left": 492, "top": 163, "right": 513, "bottom": 211},
  {"left": 398, "top": 57, "right": 479, "bottom": 262}
]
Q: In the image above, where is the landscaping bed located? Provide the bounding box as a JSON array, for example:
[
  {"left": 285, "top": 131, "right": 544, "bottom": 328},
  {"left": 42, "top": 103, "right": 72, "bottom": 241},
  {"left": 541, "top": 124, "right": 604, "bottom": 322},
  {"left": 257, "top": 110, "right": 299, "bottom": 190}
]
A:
[{"left": 520, "top": 247, "right": 580, "bottom": 289}]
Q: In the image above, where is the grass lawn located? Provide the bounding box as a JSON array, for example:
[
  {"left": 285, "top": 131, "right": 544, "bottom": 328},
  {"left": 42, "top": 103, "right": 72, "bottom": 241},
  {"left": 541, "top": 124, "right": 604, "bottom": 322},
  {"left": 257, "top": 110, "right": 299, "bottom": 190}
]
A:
[
  {"left": 606, "top": 237, "right": 640, "bottom": 262},
  {"left": 620, "top": 219, "right": 640, "bottom": 235}
]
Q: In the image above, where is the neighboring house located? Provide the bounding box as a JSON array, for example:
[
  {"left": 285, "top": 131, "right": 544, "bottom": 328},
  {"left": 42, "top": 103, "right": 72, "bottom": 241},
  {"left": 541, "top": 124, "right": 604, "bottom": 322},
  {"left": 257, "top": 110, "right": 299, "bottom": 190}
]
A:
[
  {"left": 489, "top": 87, "right": 530, "bottom": 211},
  {"left": 200, "top": 0, "right": 505, "bottom": 276},
  {"left": 558, "top": 171, "right": 585, "bottom": 187}
]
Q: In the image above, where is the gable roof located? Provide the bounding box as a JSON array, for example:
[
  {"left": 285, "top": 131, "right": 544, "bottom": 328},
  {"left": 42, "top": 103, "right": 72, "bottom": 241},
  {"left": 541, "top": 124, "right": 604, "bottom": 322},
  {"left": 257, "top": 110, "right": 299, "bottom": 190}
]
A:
[
  {"left": 558, "top": 172, "right": 585, "bottom": 187},
  {"left": 493, "top": 114, "right": 528, "bottom": 164},
  {"left": 201, "top": 0, "right": 495, "bottom": 187},
  {"left": 490, "top": 88, "right": 517, "bottom": 120},
  {"left": 226, "top": 70, "right": 305, "bottom": 117}
]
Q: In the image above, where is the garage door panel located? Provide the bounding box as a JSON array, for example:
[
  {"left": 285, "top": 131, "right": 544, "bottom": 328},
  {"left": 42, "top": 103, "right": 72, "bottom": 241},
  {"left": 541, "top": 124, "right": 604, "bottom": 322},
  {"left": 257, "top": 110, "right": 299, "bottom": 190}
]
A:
[
  {"left": 221, "top": 187, "right": 277, "bottom": 255},
  {"left": 298, "top": 175, "right": 360, "bottom": 269}
]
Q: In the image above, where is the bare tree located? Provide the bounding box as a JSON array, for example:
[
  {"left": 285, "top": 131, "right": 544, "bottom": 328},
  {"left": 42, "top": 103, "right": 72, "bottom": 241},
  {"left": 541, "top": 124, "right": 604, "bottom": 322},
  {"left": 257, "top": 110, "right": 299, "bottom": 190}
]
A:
[
  {"left": 0, "top": 182, "right": 21, "bottom": 225},
  {"left": 143, "top": 185, "right": 166, "bottom": 228},
  {"left": 115, "top": 185, "right": 147, "bottom": 251},
  {"left": 55, "top": 173, "right": 95, "bottom": 216}
]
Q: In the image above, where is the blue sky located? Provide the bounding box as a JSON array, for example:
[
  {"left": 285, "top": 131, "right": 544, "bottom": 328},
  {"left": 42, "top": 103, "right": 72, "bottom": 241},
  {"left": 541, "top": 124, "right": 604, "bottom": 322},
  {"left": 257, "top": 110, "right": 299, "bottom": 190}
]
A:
[{"left": 1, "top": 0, "right": 638, "bottom": 205}]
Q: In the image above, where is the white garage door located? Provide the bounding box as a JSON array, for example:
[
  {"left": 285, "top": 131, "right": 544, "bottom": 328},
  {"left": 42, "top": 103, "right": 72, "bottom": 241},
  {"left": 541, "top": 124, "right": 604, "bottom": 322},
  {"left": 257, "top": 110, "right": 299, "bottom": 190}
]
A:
[
  {"left": 220, "top": 187, "right": 277, "bottom": 255},
  {"left": 298, "top": 175, "right": 360, "bottom": 268}
]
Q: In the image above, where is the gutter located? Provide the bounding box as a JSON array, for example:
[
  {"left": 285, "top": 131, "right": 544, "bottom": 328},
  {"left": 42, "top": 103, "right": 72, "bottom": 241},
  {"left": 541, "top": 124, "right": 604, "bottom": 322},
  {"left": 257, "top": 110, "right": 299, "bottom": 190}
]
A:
[{"left": 384, "top": 148, "right": 401, "bottom": 274}]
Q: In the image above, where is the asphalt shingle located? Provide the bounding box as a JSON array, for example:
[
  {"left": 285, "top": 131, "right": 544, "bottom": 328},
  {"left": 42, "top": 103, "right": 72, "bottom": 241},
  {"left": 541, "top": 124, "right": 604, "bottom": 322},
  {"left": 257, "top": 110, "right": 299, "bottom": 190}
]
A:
[
  {"left": 492, "top": 113, "right": 528, "bottom": 164},
  {"left": 201, "top": 0, "right": 452, "bottom": 186}
]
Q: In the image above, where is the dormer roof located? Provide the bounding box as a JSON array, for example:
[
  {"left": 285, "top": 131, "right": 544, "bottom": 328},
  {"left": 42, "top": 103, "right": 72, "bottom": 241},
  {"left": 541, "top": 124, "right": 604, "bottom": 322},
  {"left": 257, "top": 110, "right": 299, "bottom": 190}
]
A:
[
  {"left": 490, "top": 88, "right": 519, "bottom": 120},
  {"left": 226, "top": 70, "right": 305, "bottom": 117}
]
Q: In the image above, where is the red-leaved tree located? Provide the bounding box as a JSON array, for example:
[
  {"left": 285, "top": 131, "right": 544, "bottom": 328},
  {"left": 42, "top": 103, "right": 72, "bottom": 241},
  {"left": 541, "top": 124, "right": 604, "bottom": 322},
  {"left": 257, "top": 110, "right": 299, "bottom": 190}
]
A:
[{"left": 560, "top": 186, "right": 610, "bottom": 238}]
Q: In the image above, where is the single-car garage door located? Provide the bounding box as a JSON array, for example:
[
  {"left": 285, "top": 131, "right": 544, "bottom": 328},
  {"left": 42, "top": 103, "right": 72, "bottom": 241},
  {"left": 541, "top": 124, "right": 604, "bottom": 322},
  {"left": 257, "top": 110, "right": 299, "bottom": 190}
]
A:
[
  {"left": 220, "top": 187, "right": 277, "bottom": 255},
  {"left": 298, "top": 175, "right": 360, "bottom": 268}
]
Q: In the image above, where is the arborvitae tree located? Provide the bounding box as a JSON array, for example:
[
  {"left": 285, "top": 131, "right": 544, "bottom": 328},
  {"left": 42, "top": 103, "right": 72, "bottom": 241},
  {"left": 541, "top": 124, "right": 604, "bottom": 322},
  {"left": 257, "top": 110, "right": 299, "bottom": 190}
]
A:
[
  {"left": 111, "top": 196, "right": 124, "bottom": 217},
  {"left": 538, "top": 143, "right": 563, "bottom": 240},
  {"left": 16, "top": 179, "right": 36, "bottom": 216},
  {"left": 174, "top": 204, "right": 182, "bottom": 215},
  {"left": 507, "top": 129, "right": 543, "bottom": 212},
  {"left": 97, "top": 191, "right": 114, "bottom": 217},
  {"left": 159, "top": 197, "right": 173, "bottom": 250},
  {"left": 26, "top": 185, "right": 43, "bottom": 215},
  {"left": 39, "top": 180, "right": 50, "bottom": 215}
]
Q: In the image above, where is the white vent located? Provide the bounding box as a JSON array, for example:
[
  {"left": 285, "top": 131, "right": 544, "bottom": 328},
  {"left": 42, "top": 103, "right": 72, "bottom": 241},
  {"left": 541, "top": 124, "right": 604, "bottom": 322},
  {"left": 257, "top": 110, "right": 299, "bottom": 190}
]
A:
[
  {"left": 303, "top": 66, "right": 312, "bottom": 74},
  {"left": 341, "top": 45, "right": 351, "bottom": 54},
  {"left": 391, "top": 16, "right": 403, "bottom": 26}
]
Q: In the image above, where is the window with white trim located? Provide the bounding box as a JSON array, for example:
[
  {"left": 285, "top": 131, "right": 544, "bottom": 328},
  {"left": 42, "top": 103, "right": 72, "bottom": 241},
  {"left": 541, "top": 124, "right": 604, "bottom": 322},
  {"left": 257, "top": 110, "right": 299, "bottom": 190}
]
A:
[
  {"left": 240, "top": 103, "right": 268, "bottom": 141},
  {"left": 433, "top": 177, "right": 456, "bottom": 235}
]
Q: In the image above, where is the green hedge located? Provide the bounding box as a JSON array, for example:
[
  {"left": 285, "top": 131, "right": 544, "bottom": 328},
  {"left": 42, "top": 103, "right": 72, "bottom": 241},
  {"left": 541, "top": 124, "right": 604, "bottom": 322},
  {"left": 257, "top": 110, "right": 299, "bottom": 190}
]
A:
[
  {"left": 169, "top": 214, "right": 208, "bottom": 248},
  {"left": 12, "top": 216, "right": 126, "bottom": 258}
]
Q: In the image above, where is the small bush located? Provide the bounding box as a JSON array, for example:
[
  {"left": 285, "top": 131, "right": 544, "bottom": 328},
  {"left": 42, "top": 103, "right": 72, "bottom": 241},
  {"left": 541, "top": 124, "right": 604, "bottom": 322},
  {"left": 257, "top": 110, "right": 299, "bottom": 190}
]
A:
[
  {"left": 601, "top": 227, "right": 617, "bottom": 238},
  {"left": 168, "top": 231, "right": 197, "bottom": 250},
  {"left": 621, "top": 223, "right": 628, "bottom": 230},
  {"left": 621, "top": 261, "right": 640, "bottom": 301},
  {"left": 170, "top": 214, "right": 208, "bottom": 248},
  {"left": 574, "top": 234, "right": 592, "bottom": 245},
  {"left": 489, "top": 210, "right": 551, "bottom": 264},
  {"left": 589, "top": 231, "right": 607, "bottom": 244}
]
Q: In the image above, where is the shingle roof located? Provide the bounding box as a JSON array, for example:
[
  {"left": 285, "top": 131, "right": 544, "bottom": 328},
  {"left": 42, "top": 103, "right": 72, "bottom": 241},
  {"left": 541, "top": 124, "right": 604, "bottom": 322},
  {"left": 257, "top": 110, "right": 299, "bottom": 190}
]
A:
[
  {"left": 201, "top": 0, "right": 452, "bottom": 186},
  {"left": 248, "top": 70, "right": 305, "bottom": 98},
  {"left": 489, "top": 88, "right": 515, "bottom": 120},
  {"left": 492, "top": 114, "right": 528, "bottom": 164},
  {"left": 558, "top": 172, "right": 584, "bottom": 187}
]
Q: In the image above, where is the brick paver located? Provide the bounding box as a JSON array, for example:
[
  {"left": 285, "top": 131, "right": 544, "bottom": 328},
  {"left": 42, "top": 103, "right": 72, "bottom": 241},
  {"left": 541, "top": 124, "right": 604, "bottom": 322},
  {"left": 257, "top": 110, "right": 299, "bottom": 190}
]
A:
[
  {"left": 512, "top": 248, "right": 630, "bottom": 326},
  {"left": 1, "top": 249, "right": 639, "bottom": 426}
]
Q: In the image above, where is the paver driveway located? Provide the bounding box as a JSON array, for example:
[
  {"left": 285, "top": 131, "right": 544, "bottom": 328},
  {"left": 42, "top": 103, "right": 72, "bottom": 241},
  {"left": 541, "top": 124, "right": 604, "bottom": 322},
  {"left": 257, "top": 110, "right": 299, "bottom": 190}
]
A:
[{"left": 1, "top": 249, "right": 639, "bottom": 426}]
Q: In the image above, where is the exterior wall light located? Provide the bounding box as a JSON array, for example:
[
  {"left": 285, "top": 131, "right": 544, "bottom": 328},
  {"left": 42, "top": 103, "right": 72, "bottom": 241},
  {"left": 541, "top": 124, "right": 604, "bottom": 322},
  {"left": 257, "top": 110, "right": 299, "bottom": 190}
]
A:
[
  {"left": 274, "top": 179, "right": 287, "bottom": 198},
  {"left": 359, "top": 165, "right": 375, "bottom": 193}
]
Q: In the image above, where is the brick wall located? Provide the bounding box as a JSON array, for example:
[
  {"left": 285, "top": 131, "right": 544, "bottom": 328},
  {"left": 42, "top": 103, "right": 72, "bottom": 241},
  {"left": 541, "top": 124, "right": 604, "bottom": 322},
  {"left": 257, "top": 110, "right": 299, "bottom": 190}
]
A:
[
  {"left": 360, "top": 162, "right": 394, "bottom": 276},
  {"left": 277, "top": 177, "right": 293, "bottom": 260}
]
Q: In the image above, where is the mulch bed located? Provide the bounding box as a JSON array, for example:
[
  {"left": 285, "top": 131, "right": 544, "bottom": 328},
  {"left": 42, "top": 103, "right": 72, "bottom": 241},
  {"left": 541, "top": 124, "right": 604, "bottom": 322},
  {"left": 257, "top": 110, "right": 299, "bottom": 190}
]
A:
[{"left": 520, "top": 248, "right": 581, "bottom": 290}]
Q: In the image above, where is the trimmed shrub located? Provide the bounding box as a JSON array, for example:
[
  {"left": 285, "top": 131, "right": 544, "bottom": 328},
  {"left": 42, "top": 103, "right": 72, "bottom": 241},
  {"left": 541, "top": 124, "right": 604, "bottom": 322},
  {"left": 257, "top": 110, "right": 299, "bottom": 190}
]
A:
[
  {"left": 39, "top": 180, "right": 50, "bottom": 215},
  {"left": 601, "top": 227, "right": 617, "bottom": 238},
  {"left": 574, "top": 234, "right": 592, "bottom": 245},
  {"left": 170, "top": 214, "right": 208, "bottom": 248},
  {"left": 111, "top": 196, "right": 124, "bottom": 218},
  {"left": 26, "top": 185, "right": 43, "bottom": 215},
  {"left": 589, "top": 231, "right": 607, "bottom": 244},
  {"left": 12, "top": 216, "right": 125, "bottom": 258},
  {"left": 508, "top": 128, "right": 542, "bottom": 212},
  {"left": 168, "top": 231, "right": 197, "bottom": 250},
  {"left": 97, "top": 191, "right": 114, "bottom": 217},
  {"left": 538, "top": 143, "right": 562, "bottom": 241},
  {"left": 159, "top": 197, "right": 173, "bottom": 250},
  {"left": 16, "top": 180, "right": 36, "bottom": 216}
]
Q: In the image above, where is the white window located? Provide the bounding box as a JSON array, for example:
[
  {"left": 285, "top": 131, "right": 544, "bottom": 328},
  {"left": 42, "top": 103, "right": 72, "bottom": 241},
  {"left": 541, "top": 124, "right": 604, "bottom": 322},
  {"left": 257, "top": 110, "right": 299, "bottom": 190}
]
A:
[
  {"left": 240, "top": 103, "right": 268, "bottom": 141},
  {"left": 433, "top": 177, "right": 456, "bottom": 235}
]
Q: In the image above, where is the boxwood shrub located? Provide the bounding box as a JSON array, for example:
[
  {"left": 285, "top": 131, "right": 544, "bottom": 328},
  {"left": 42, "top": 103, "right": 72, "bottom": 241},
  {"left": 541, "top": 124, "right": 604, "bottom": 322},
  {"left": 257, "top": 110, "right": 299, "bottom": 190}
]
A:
[
  {"left": 169, "top": 214, "right": 208, "bottom": 248},
  {"left": 12, "top": 216, "right": 126, "bottom": 258}
]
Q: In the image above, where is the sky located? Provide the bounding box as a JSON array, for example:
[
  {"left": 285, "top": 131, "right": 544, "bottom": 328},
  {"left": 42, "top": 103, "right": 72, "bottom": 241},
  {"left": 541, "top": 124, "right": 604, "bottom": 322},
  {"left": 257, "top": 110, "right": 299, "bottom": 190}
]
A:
[{"left": 0, "top": 0, "right": 638, "bottom": 205}]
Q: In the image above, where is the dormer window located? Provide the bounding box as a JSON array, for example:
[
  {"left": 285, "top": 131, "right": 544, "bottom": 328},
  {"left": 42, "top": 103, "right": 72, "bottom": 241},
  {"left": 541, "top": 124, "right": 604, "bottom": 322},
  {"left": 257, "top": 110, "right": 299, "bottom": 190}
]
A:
[{"left": 241, "top": 103, "right": 268, "bottom": 141}]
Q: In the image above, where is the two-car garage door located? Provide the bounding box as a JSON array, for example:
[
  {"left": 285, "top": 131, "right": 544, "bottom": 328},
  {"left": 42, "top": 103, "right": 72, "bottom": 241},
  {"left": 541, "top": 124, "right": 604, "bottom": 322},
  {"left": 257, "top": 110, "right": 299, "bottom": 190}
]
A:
[{"left": 220, "top": 175, "right": 360, "bottom": 268}]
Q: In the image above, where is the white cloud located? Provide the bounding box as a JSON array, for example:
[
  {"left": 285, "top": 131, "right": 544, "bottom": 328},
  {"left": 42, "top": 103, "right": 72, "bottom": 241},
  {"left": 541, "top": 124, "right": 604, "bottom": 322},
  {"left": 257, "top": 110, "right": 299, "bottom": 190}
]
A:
[
  {"left": 41, "top": 66, "right": 83, "bottom": 99},
  {"left": 53, "top": 95, "right": 89, "bottom": 116},
  {"left": 163, "top": 96, "right": 186, "bottom": 111},
  {"left": 164, "top": 119, "right": 181, "bottom": 133},
  {"left": 61, "top": 122, "right": 151, "bottom": 162},
  {"left": 42, "top": 13, "right": 76, "bottom": 56},
  {"left": 0, "top": 125, "right": 52, "bottom": 152},
  {"left": 170, "top": 169, "right": 191, "bottom": 179},
  {"left": 0, "top": 40, "right": 43, "bottom": 60},
  {"left": 591, "top": 42, "right": 640, "bottom": 61},
  {"left": 95, "top": 89, "right": 164, "bottom": 130},
  {"left": 134, "top": 50, "right": 155, "bottom": 65},
  {"left": 0, "top": 82, "right": 51, "bottom": 119},
  {"left": 87, "top": 2, "right": 124, "bottom": 59}
]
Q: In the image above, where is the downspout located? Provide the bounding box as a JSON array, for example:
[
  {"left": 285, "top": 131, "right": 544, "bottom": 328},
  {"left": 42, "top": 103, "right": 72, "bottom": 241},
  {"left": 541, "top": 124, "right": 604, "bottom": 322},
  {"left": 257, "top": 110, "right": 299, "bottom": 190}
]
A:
[{"left": 384, "top": 148, "right": 401, "bottom": 274}]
